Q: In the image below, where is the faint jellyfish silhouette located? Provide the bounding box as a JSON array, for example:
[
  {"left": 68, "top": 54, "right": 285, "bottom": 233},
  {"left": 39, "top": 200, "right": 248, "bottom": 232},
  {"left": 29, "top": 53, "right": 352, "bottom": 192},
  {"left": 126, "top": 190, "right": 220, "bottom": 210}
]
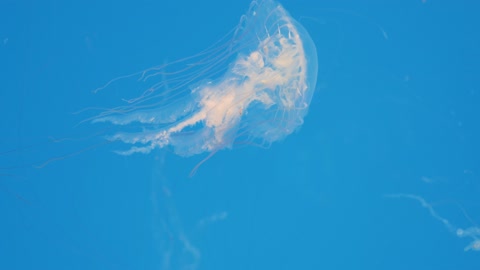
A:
[
  {"left": 385, "top": 194, "right": 480, "bottom": 252},
  {"left": 87, "top": 0, "right": 318, "bottom": 171},
  {"left": 456, "top": 227, "right": 480, "bottom": 252}
]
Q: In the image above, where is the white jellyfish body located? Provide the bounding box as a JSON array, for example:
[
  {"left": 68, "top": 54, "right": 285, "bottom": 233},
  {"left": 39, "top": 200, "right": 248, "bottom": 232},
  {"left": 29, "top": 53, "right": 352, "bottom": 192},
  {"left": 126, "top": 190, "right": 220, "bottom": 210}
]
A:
[{"left": 92, "top": 0, "right": 318, "bottom": 157}]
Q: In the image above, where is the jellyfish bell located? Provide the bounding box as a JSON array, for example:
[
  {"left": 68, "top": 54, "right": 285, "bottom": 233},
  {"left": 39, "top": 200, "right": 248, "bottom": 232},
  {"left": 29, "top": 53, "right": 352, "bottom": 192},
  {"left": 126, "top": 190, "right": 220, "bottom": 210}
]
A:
[{"left": 88, "top": 0, "right": 317, "bottom": 168}]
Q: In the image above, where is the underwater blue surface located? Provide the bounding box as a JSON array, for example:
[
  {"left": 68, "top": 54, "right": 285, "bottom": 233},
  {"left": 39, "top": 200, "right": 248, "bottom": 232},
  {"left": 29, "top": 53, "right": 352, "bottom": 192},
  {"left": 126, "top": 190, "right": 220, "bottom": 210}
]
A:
[{"left": 1, "top": 0, "right": 479, "bottom": 269}]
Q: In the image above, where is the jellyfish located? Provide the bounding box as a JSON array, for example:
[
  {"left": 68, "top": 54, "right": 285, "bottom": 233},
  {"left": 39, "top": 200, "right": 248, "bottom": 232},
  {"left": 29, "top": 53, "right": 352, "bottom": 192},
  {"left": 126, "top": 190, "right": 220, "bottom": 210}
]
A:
[
  {"left": 385, "top": 194, "right": 480, "bottom": 252},
  {"left": 88, "top": 0, "right": 318, "bottom": 161}
]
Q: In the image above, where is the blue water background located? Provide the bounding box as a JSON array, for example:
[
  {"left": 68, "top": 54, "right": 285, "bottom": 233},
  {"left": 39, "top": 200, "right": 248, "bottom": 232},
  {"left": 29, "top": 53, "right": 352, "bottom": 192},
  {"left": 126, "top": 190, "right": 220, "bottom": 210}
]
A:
[{"left": 1, "top": 0, "right": 479, "bottom": 269}]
